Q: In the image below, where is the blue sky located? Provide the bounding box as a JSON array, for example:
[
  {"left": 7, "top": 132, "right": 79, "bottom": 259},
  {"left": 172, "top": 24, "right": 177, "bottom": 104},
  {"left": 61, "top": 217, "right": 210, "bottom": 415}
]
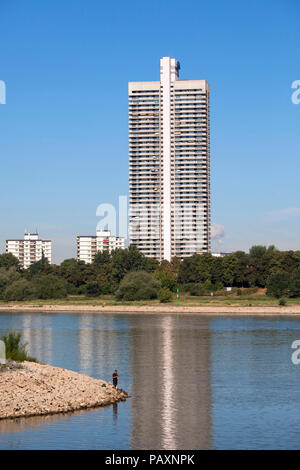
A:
[{"left": 0, "top": 0, "right": 299, "bottom": 263}]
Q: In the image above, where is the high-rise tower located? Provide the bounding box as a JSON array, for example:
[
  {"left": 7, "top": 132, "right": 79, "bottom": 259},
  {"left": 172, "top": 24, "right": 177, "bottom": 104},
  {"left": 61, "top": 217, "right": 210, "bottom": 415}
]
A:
[{"left": 129, "top": 57, "right": 210, "bottom": 261}]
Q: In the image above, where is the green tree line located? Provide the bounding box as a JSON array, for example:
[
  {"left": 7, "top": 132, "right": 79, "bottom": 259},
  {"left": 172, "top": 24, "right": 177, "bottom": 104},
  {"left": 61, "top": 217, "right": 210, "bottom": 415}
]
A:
[{"left": 1, "top": 244, "right": 300, "bottom": 301}]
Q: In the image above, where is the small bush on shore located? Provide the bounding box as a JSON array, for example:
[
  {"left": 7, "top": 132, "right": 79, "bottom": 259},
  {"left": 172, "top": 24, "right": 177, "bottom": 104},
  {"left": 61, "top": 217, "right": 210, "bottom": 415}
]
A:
[
  {"left": 1, "top": 331, "right": 36, "bottom": 362},
  {"left": 158, "top": 288, "right": 173, "bottom": 303},
  {"left": 115, "top": 271, "right": 161, "bottom": 301},
  {"left": 279, "top": 298, "right": 287, "bottom": 306}
]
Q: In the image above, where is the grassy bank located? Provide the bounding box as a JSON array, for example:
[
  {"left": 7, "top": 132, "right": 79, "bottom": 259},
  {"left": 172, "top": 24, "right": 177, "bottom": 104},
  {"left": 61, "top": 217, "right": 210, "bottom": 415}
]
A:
[{"left": 1, "top": 293, "right": 300, "bottom": 308}]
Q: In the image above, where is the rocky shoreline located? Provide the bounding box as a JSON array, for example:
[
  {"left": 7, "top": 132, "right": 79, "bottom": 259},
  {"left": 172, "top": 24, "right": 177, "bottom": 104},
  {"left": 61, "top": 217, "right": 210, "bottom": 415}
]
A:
[{"left": 0, "top": 361, "right": 129, "bottom": 420}]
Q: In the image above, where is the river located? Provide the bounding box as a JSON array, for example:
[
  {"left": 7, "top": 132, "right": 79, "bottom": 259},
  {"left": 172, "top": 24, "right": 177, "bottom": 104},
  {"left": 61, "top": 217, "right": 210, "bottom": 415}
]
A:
[{"left": 0, "top": 312, "right": 300, "bottom": 449}]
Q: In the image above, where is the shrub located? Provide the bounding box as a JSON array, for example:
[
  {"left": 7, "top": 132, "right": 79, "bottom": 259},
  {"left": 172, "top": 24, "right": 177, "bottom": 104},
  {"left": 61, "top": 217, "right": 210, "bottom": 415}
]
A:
[
  {"left": 189, "top": 284, "right": 206, "bottom": 296},
  {"left": 85, "top": 282, "right": 102, "bottom": 297},
  {"left": 77, "top": 284, "right": 87, "bottom": 295},
  {"left": 214, "top": 282, "right": 224, "bottom": 292},
  {"left": 115, "top": 271, "right": 161, "bottom": 301},
  {"left": 203, "top": 279, "right": 213, "bottom": 292},
  {"left": 278, "top": 298, "right": 287, "bottom": 306},
  {"left": 4, "top": 279, "right": 34, "bottom": 301},
  {"left": 1, "top": 331, "right": 36, "bottom": 362},
  {"left": 237, "top": 289, "right": 242, "bottom": 296},
  {"left": 242, "top": 287, "right": 259, "bottom": 295},
  {"left": 158, "top": 288, "right": 173, "bottom": 303}
]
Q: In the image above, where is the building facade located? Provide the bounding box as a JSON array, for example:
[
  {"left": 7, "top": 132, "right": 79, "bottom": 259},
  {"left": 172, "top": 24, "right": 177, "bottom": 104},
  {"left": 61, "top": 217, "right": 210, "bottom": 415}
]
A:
[
  {"left": 77, "top": 230, "right": 125, "bottom": 264},
  {"left": 129, "top": 57, "right": 210, "bottom": 262},
  {"left": 6, "top": 233, "right": 52, "bottom": 269}
]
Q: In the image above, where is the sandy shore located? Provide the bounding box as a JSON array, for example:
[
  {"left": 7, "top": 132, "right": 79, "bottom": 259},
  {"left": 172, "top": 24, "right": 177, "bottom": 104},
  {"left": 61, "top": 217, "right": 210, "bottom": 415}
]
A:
[
  {"left": 0, "top": 303, "right": 300, "bottom": 315},
  {"left": 0, "top": 361, "right": 129, "bottom": 420}
]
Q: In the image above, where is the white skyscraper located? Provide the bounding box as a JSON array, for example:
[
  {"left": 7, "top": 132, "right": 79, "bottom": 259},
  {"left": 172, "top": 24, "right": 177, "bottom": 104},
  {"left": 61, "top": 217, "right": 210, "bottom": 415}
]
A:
[{"left": 129, "top": 57, "right": 210, "bottom": 261}]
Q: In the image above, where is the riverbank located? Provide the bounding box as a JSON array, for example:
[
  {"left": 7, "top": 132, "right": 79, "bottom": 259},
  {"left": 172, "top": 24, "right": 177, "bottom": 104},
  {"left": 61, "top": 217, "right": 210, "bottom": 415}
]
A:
[
  {"left": 0, "top": 361, "right": 129, "bottom": 420},
  {"left": 1, "top": 303, "right": 300, "bottom": 315}
]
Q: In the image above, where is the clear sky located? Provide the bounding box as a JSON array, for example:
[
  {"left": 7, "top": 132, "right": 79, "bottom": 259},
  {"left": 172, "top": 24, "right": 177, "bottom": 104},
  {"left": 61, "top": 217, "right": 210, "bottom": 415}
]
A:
[{"left": 0, "top": 0, "right": 299, "bottom": 263}]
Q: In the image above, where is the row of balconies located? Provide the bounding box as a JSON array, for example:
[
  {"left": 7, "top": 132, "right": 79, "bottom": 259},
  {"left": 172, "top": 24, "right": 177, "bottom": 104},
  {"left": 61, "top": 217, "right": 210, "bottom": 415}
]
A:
[
  {"left": 129, "top": 112, "right": 159, "bottom": 116},
  {"left": 174, "top": 104, "right": 207, "bottom": 109},
  {"left": 129, "top": 143, "right": 159, "bottom": 147},
  {"left": 129, "top": 127, "right": 159, "bottom": 131},
  {"left": 129, "top": 140, "right": 159, "bottom": 144},
  {"left": 129, "top": 102, "right": 159, "bottom": 106},
  {"left": 129, "top": 162, "right": 160, "bottom": 166}
]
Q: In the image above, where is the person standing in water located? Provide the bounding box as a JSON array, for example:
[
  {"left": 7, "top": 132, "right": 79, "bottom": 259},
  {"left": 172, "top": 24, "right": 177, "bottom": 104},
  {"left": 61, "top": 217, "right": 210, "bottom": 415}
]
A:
[{"left": 112, "top": 369, "right": 118, "bottom": 388}]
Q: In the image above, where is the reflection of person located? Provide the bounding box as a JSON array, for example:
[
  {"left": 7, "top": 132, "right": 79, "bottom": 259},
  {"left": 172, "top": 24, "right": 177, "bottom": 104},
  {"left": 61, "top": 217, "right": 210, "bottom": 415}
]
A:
[
  {"left": 112, "top": 369, "right": 118, "bottom": 388},
  {"left": 113, "top": 402, "right": 118, "bottom": 423}
]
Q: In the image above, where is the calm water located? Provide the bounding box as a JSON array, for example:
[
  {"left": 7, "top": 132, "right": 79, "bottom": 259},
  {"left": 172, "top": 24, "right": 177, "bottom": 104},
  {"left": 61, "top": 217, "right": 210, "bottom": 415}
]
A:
[{"left": 0, "top": 312, "right": 300, "bottom": 449}]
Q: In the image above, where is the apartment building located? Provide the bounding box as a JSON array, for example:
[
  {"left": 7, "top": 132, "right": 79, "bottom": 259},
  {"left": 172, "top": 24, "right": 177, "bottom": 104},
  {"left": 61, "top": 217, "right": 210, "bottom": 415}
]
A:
[
  {"left": 77, "top": 230, "right": 125, "bottom": 264},
  {"left": 129, "top": 57, "right": 210, "bottom": 261},
  {"left": 6, "top": 233, "right": 52, "bottom": 269}
]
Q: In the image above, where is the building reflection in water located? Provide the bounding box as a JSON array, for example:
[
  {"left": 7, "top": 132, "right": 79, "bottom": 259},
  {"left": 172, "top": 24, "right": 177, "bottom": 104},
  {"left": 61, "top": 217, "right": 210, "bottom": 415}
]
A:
[
  {"left": 8, "top": 313, "right": 211, "bottom": 449},
  {"left": 78, "top": 316, "right": 95, "bottom": 377},
  {"left": 77, "top": 315, "right": 128, "bottom": 383},
  {"left": 129, "top": 315, "right": 212, "bottom": 450},
  {"left": 161, "top": 317, "right": 176, "bottom": 449},
  {"left": 22, "top": 315, "right": 53, "bottom": 364}
]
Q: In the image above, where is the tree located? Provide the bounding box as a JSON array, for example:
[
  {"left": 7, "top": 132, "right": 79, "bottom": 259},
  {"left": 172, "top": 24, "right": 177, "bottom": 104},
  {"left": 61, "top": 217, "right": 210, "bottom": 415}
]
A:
[
  {"left": 33, "top": 275, "right": 68, "bottom": 299},
  {"left": 280, "top": 251, "right": 300, "bottom": 274},
  {"left": 211, "top": 257, "right": 224, "bottom": 284},
  {"left": 178, "top": 254, "right": 213, "bottom": 284},
  {"left": 93, "top": 251, "right": 111, "bottom": 269},
  {"left": 178, "top": 256, "right": 198, "bottom": 284},
  {"left": 96, "top": 265, "right": 115, "bottom": 294},
  {"left": 158, "top": 257, "right": 181, "bottom": 278},
  {"left": 111, "top": 245, "right": 158, "bottom": 284},
  {"left": 0, "top": 253, "right": 20, "bottom": 270},
  {"left": 290, "top": 268, "right": 300, "bottom": 298},
  {"left": 4, "top": 279, "right": 34, "bottom": 301},
  {"left": 0, "top": 272, "right": 8, "bottom": 299},
  {"left": 266, "top": 271, "right": 291, "bottom": 298},
  {"left": 115, "top": 271, "right": 161, "bottom": 301},
  {"left": 153, "top": 268, "right": 177, "bottom": 292},
  {"left": 222, "top": 254, "right": 237, "bottom": 286},
  {"left": 85, "top": 282, "right": 102, "bottom": 297},
  {"left": 232, "top": 251, "right": 250, "bottom": 287},
  {"left": 249, "top": 245, "right": 267, "bottom": 259},
  {"left": 26, "top": 256, "right": 52, "bottom": 278},
  {"left": 58, "top": 258, "right": 86, "bottom": 287}
]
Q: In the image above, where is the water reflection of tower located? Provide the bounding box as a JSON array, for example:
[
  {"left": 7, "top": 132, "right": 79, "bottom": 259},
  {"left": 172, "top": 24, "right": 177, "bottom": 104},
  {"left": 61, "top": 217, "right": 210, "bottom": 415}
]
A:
[
  {"left": 22, "top": 315, "right": 53, "bottom": 364},
  {"left": 78, "top": 316, "right": 95, "bottom": 376},
  {"left": 129, "top": 315, "right": 212, "bottom": 450}
]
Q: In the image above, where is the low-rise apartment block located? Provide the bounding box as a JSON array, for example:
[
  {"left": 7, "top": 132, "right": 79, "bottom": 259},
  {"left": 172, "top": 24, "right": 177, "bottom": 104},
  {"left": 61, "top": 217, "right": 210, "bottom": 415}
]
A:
[
  {"left": 6, "top": 233, "right": 52, "bottom": 269},
  {"left": 77, "top": 230, "right": 125, "bottom": 263}
]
